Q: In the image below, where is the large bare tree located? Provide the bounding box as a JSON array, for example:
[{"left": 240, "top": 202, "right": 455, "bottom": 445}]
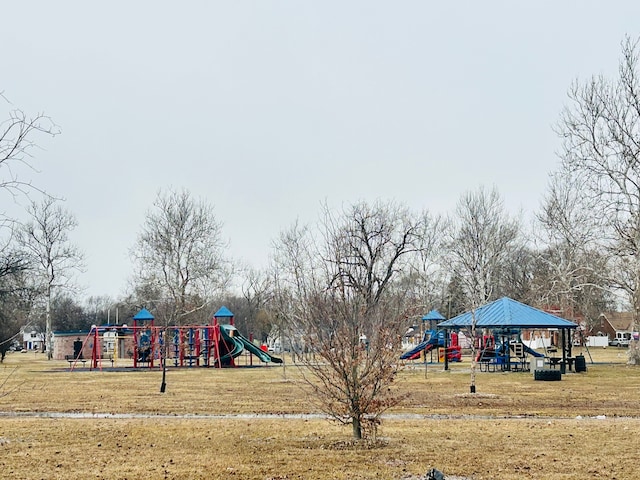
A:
[
  {"left": 533, "top": 173, "right": 614, "bottom": 327},
  {"left": 557, "top": 35, "right": 640, "bottom": 330},
  {"left": 446, "top": 186, "right": 521, "bottom": 393},
  {"left": 17, "top": 197, "right": 84, "bottom": 359},
  {"left": 1, "top": 94, "right": 59, "bottom": 361},
  {"left": 131, "top": 188, "right": 231, "bottom": 392},
  {"left": 272, "top": 200, "right": 433, "bottom": 440},
  {"left": 131, "top": 188, "right": 231, "bottom": 325}
]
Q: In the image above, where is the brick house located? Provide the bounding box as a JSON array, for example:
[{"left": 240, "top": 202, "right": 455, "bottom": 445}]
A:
[{"left": 595, "top": 312, "right": 634, "bottom": 345}]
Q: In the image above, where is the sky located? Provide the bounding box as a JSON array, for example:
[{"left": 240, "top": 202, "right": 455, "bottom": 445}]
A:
[{"left": 2, "top": 2, "right": 640, "bottom": 299}]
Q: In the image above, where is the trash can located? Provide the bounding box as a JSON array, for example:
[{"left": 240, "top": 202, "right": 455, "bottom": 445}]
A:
[{"left": 575, "top": 355, "right": 587, "bottom": 372}]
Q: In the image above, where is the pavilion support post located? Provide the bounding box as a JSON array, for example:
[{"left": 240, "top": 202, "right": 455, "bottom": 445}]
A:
[
  {"left": 560, "top": 329, "right": 567, "bottom": 374},
  {"left": 444, "top": 329, "right": 449, "bottom": 372}
]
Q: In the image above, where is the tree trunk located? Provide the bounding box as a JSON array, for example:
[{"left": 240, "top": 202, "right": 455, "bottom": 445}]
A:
[
  {"left": 160, "top": 364, "right": 167, "bottom": 393},
  {"left": 46, "top": 284, "right": 52, "bottom": 360},
  {"left": 469, "top": 312, "right": 477, "bottom": 394},
  {"left": 160, "top": 340, "right": 167, "bottom": 393},
  {"left": 352, "top": 417, "right": 362, "bottom": 440}
]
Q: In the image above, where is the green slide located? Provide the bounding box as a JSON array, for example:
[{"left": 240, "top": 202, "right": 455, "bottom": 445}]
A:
[{"left": 218, "top": 324, "right": 283, "bottom": 364}]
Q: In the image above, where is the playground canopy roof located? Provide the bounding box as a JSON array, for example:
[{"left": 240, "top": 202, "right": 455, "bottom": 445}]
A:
[
  {"left": 422, "top": 309, "right": 446, "bottom": 321},
  {"left": 437, "top": 297, "right": 578, "bottom": 330},
  {"left": 133, "top": 308, "right": 154, "bottom": 321},
  {"left": 214, "top": 306, "right": 234, "bottom": 318}
]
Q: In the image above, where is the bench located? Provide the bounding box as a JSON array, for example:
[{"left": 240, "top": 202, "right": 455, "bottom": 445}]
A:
[
  {"left": 65, "top": 355, "right": 87, "bottom": 368},
  {"left": 547, "top": 357, "right": 576, "bottom": 373},
  {"left": 479, "top": 359, "right": 497, "bottom": 372},
  {"left": 508, "top": 358, "right": 529, "bottom": 372},
  {"left": 479, "top": 357, "right": 507, "bottom": 372},
  {"left": 547, "top": 357, "right": 564, "bottom": 369}
]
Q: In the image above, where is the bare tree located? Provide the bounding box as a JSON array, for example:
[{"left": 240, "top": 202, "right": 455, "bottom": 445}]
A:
[
  {"left": 557, "top": 35, "right": 640, "bottom": 329},
  {"left": 0, "top": 249, "right": 33, "bottom": 361},
  {"left": 1, "top": 94, "right": 59, "bottom": 360},
  {"left": 268, "top": 239, "right": 307, "bottom": 374},
  {"left": 131, "top": 188, "right": 231, "bottom": 325},
  {"left": 493, "top": 244, "right": 536, "bottom": 303},
  {"left": 131, "top": 188, "right": 230, "bottom": 392},
  {"left": 446, "top": 186, "right": 521, "bottom": 393},
  {"left": 532, "top": 173, "right": 614, "bottom": 327},
  {"left": 396, "top": 212, "right": 445, "bottom": 310},
  {"left": 238, "top": 266, "right": 272, "bottom": 337},
  {"left": 1, "top": 93, "right": 59, "bottom": 210},
  {"left": 17, "top": 197, "right": 83, "bottom": 359},
  {"left": 272, "top": 200, "right": 432, "bottom": 440}
]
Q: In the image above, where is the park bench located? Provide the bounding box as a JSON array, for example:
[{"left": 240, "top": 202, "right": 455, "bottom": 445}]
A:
[{"left": 65, "top": 355, "right": 87, "bottom": 368}]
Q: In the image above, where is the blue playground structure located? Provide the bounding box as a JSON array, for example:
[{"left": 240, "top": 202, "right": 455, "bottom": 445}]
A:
[
  {"left": 400, "top": 329, "right": 462, "bottom": 362},
  {"left": 474, "top": 333, "right": 545, "bottom": 372}
]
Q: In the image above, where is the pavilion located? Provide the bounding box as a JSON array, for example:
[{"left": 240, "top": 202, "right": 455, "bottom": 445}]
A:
[{"left": 437, "top": 297, "right": 579, "bottom": 371}]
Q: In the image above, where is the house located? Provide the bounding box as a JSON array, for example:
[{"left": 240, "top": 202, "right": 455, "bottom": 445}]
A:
[
  {"left": 22, "top": 329, "right": 44, "bottom": 351},
  {"left": 596, "top": 312, "right": 634, "bottom": 346}
]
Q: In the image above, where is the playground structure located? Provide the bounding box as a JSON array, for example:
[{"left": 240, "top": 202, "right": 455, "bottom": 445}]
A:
[
  {"left": 474, "top": 330, "right": 545, "bottom": 372},
  {"left": 401, "top": 309, "right": 462, "bottom": 364},
  {"left": 402, "top": 301, "right": 589, "bottom": 374},
  {"left": 69, "top": 306, "right": 282, "bottom": 370},
  {"left": 401, "top": 324, "right": 575, "bottom": 373},
  {"left": 437, "top": 297, "right": 587, "bottom": 375},
  {"left": 400, "top": 329, "right": 462, "bottom": 362}
]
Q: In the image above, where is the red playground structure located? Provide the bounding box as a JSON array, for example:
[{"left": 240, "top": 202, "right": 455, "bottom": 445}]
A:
[{"left": 71, "top": 307, "right": 282, "bottom": 370}]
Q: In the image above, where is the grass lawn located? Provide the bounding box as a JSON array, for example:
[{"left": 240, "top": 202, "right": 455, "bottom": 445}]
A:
[{"left": 0, "top": 346, "right": 638, "bottom": 479}]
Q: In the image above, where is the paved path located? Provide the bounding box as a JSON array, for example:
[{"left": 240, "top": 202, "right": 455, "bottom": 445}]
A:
[{"left": 0, "top": 410, "right": 635, "bottom": 421}]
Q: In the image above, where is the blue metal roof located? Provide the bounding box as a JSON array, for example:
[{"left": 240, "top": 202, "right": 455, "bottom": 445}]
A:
[
  {"left": 422, "top": 309, "right": 446, "bottom": 321},
  {"left": 437, "top": 297, "right": 578, "bottom": 329},
  {"left": 133, "top": 308, "right": 154, "bottom": 321},
  {"left": 214, "top": 306, "right": 234, "bottom": 318}
]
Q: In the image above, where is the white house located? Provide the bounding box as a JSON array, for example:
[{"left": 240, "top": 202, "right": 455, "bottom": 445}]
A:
[{"left": 22, "top": 329, "right": 44, "bottom": 351}]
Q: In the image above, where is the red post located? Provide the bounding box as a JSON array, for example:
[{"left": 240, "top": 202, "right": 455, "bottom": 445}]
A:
[
  {"left": 149, "top": 327, "right": 155, "bottom": 369},
  {"left": 92, "top": 327, "right": 100, "bottom": 370},
  {"left": 249, "top": 332, "right": 254, "bottom": 366},
  {"left": 212, "top": 318, "right": 221, "bottom": 369},
  {"left": 133, "top": 324, "right": 138, "bottom": 368}
]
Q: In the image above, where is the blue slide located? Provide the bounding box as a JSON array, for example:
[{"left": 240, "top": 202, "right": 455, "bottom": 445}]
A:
[
  {"left": 521, "top": 343, "right": 544, "bottom": 357},
  {"left": 400, "top": 336, "right": 439, "bottom": 360}
]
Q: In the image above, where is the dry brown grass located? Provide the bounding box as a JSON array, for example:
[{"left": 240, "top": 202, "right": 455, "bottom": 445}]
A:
[{"left": 0, "top": 346, "right": 638, "bottom": 479}]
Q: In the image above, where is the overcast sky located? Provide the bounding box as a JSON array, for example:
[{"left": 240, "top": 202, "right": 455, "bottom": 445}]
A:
[{"left": 2, "top": 2, "right": 640, "bottom": 299}]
